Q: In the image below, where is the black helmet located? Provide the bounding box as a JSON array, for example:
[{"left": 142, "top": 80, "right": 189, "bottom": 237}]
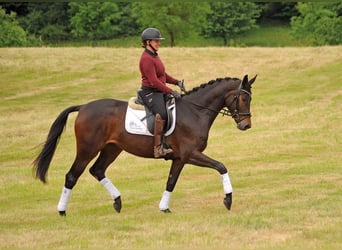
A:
[{"left": 141, "top": 28, "right": 165, "bottom": 41}]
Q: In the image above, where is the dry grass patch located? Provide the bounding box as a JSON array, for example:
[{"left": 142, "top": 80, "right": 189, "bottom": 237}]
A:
[{"left": 0, "top": 46, "right": 341, "bottom": 249}]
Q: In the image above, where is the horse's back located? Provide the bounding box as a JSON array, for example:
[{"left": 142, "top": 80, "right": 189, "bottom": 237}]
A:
[
  {"left": 78, "top": 98, "right": 126, "bottom": 116},
  {"left": 84, "top": 98, "right": 126, "bottom": 109},
  {"left": 75, "top": 98, "right": 127, "bottom": 130}
]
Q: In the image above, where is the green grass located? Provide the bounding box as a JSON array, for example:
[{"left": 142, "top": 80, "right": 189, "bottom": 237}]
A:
[
  {"left": 235, "top": 23, "right": 309, "bottom": 47},
  {"left": 49, "top": 22, "right": 308, "bottom": 48},
  {"left": 0, "top": 46, "right": 341, "bottom": 249}
]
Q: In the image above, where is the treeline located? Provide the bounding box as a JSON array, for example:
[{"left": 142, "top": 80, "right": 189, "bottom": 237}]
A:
[{"left": 0, "top": 2, "right": 341, "bottom": 47}]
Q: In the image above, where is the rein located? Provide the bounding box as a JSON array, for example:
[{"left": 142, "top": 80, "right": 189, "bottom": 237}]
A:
[
  {"left": 182, "top": 99, "right": 229, "bottom": 116},
  {"left": 182, "top": 81, "right": 252, "bottom": 119}
]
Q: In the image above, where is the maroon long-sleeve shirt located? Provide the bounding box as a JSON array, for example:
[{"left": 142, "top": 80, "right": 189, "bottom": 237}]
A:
[{"left": 139, "top": 49, "right": 178, "bottom": 94}]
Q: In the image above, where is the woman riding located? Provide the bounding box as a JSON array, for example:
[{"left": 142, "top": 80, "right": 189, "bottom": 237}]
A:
[{"left": 138, "top": 27, "right": 185, "bottom": 158}]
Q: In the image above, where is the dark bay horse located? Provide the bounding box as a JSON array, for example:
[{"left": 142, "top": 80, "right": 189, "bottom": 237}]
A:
[{"left": 33, "top": 74, "right": 257, "bottom": 215}]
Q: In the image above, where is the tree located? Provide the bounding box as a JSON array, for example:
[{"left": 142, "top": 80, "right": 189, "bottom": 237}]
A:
[
  {"left": 257, "top": 2, "right": 298, "bottom": 23},
  {"left": 69, "top": 2, "right": 123, "bottom": 40},
  {"left": 0, "top": 3, "right": 29, "bottom": 16},
  {"left": 116, "top": 2, "right": 139, "bottom": 37},
  {"left": 203, "top": 2, "right": 261, "bottom": 46},
  {"left": 18, "top": 3, "right": 70, "bottom": 42},
  {"left": 132, "top": 2, "right": 210, "bottom": 47},
  {"left": 291, "top": 2, "right": 342, "bottom": 45},
  {"left": 0, "top": 7, "right": 28, "bottom": 47}
]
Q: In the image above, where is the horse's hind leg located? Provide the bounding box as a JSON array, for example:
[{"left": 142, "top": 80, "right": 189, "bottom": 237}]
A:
[
  {"left": 89, "top": 143, "right": 123, "bottom": 213},
  {"left": 57, "top": 155, "right": 94, "bottom": 216}
]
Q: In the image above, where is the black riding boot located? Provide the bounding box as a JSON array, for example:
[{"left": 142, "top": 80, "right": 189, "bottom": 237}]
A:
[{"left": 154, "top": 114, "right": 173, "bottom": 158}]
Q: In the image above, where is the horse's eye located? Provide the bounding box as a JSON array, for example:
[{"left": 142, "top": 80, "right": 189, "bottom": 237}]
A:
[{"left": 242, "top": 96, "right": 249, "bottom": 102}]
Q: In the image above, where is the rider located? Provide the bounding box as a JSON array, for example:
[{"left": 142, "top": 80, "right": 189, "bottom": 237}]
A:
[{"left": 138, "top": 27, "right": 184, "bottom": 158}]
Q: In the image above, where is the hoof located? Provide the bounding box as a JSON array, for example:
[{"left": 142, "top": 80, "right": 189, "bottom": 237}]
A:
[
  {"left": 59, "top": 211, "right": 66, "bottom": 216},
  {"left": 160, "top": 208, "right": 172, "bottom": 213},
  {"left": 223, "top": 193, "right": 232, "bottom": 210},
  {"left": 113, "top": 196, "right": 122, "bottom": 213}
]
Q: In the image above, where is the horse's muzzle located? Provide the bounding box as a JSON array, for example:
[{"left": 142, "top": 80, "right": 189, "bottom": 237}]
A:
[{"left": 237, "top": 118, "right": 251, "bottom": 131}]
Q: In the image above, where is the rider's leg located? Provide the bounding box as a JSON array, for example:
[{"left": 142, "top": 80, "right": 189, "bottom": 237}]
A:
[
  {"left": 154, "top": 113, "right": 173, "bottom": 158},
  {"left": 149, "top": 93, "right": 173, "bottom": 158}
]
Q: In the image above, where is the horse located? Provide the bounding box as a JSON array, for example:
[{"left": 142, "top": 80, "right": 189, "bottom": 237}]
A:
[{"left": 33, "top": 74, "right": 257, "bottom": 215}]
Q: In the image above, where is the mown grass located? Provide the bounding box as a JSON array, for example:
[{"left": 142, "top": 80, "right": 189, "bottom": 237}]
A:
[{"left": 0, "top": 46, "right": 341, "bottom": 249}]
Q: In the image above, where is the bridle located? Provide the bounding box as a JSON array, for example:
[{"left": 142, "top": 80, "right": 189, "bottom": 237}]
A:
[
  {"left": 224, "top": 81, "right": 252, "bottom": 122},
  {"left": 182, "top": 81, "right": 252, "bottom": 122}
]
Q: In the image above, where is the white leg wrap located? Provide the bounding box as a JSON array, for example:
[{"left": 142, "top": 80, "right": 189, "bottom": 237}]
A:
[
  {"left": 222, "top": 173, "right": 233, "bottom": 194},
  {"left": 57, "top": 186, "right": 72, "bottom": 212},
  {"left": 100, "top": 177, "right": 121, "bottom": 199},
  {"left": 159, "top": 190, "right": 172, "bottom": 210}
]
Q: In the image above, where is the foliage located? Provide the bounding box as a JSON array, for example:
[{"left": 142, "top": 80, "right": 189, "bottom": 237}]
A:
[
  {"left": 69, "top": 2, "right": 124, "bottom": 40},
  {"left": 203, "top": 2, "right": 261, "bottom": 46},
  {"left": 291, "top": 2, "right": 342, "bottom": 45},
  {"left": 115, "top": 2, "right": 139, "bottom": 37},
  {"left": 0, "top": 2, "right": 341, "bottom": 47},
  {"left": 132, "top": 2, "right": 210, "bottom": 47},
  {"left": 19, "top": 3, "right": 70, "bottom": 42},
  {"left": 0, "top": 7, "right": 27, "bottom": 47},
  {"left": 257, "top": 2, "right": 298, "bottom": 22}
]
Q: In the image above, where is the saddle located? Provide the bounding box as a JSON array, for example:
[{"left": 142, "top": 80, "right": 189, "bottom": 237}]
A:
[{"left": 125, "top": 92, "right": 176, "bottom": 136}]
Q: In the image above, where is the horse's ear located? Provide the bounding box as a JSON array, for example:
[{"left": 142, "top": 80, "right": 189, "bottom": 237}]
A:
[
  {"left": 242, "top": 74, "right": 249, "bottom": 87},
  {"left": 248, "top": 75, "right": 257, "bottom": 85}
]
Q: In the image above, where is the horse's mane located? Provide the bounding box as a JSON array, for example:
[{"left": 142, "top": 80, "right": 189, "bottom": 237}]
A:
[{"left": 184, "top": 77, "right": 239, "bottom": 96}]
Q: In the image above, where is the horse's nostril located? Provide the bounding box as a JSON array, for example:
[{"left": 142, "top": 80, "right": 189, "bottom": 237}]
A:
[
  {"left": 244, "top": 124, "right": 251, "bottom": 130},
  {"left": 238, "top": 122, "right": 251, "bottom": 130}
]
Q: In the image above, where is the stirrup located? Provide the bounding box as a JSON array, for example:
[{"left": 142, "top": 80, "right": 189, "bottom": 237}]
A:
[{"left": 154, "top": 145, "right": 173, "bottom": 158}]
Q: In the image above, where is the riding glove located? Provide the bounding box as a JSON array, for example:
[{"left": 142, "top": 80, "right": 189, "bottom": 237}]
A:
[
  {"left": 171, "top": 90, "right": 181, "bottom": 99},
  {"left": 177, "top": 80, "right": 185, "bottom": 91}
]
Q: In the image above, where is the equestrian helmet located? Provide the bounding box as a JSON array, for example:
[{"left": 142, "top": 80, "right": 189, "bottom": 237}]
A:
[{"left": 141, "top": 28, "right": 165, "bottom": 41}]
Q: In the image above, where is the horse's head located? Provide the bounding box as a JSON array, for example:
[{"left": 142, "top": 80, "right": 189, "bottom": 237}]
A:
[{"left": 225, "top": 75, "right": 257, "bottom": 131}]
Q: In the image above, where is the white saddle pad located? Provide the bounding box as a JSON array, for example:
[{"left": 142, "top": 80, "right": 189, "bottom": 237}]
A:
[{"left": 125, "top": 104, "right": 176, "bottom": 136}]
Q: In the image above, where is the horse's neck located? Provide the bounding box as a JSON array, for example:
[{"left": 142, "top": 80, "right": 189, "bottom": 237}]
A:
[
  {"left": 183, "top": 80, "right": 237, "bottom": 126},
  {"left": 187, "top": 81, "right": 235, "bottom": 111}
]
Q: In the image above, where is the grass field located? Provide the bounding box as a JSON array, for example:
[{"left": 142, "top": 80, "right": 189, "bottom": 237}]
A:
[
  {"left": 0, "top": 46, "right": 341, "bottom": 249},
  {"left": 52, "top": 22, "right": 308, "bottom": 48}
]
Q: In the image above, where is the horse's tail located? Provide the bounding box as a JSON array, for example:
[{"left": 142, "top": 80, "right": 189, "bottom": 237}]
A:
[{"left": 33, "top": 105, "right": 81, "bottom": 183}]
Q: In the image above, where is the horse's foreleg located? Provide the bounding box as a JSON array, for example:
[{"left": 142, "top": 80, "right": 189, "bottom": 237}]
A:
[
  {"left": 159, "top": 190, "right": 172, "bottom": 213},
  {"left": 221, "top": 173, "right": 233, "bottom": 210},
  {"left": 159, "top": 160, "right": 184, "bottom": 212},
  {"left": 89, "top": 144, "right": 123, "bottom": 213},
  {"left": 188, "top": 151, "right": 233, "bottom": 210}
]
